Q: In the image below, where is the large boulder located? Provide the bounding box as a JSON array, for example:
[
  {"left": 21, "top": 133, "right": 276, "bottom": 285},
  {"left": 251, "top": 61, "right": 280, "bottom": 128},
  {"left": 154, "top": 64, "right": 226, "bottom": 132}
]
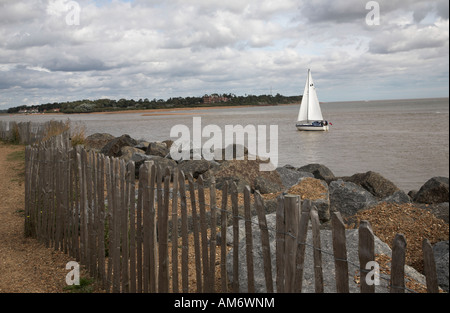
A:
[
  {"left": 340, "top": 171, "right": 399, "bottom": 199},
  {"left": 84, "top": 133, "right": 115, "bottom": 151},
  {"left": 329, "top": 179, "right": 377, "bottom": 217},
  {"left": 134, "top": 141, "right": 150, "bottom": 152},
  {"left": 414, "top": 177, "right": 449, "bottom": 204},
  {"left": 100, "top": 134, "right": 137, "bottom": 157},
  {"left": 214, "top": 144, "right": 249, "bottom": 162},
  {"left": 276, "top": 166, "right": 314, "bottom": 189},
  {"left": 146, "top": 142, "right": 169, "bottom": 158},
  {"left": 298, "top": 164, "right": 335, "bottom": 182},
  {"left": 426, "top": 202, "right": 449, "bottom": 224},
  {"left": 381, "top": 190, "right": 411, "bottom": 204},
  {"left": 226, "top": 213, "right": 426, "bottom": 293},
  {"left": 178, "top": 159, "right": 220, "bottom": 179},
  {"left": 119, "top": 146, "right": 146, "bottom": 163},
  {"left": 209, "top": 159, "right": 282, "bottom": 192},
  {"left": 130, "top": 153, "right": 177, "bottom": 179},
  {"left": 254, "top": 175, "right": 284, "bottom": 194},
  {"left": 433, "top": 241, "right": 449, "bottom": 292}
]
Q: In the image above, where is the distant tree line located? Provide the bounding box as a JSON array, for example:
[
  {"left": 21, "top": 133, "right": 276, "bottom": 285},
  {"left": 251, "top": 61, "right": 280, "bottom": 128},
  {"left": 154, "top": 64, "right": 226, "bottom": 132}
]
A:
[{"left": 6, "top": 93, "right": 302, "bottom": 114}]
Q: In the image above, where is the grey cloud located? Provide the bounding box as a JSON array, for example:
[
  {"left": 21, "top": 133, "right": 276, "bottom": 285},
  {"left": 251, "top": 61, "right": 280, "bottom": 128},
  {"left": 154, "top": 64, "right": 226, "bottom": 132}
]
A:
[
  {"left": 43, "top": 56, "right": 111, "bottom": 72},
  {"left": 369, "top": 23, "right": 448, "bottom": 54},
  {"left": 298, "top": 0, "right": 449, "bottom": 24}
]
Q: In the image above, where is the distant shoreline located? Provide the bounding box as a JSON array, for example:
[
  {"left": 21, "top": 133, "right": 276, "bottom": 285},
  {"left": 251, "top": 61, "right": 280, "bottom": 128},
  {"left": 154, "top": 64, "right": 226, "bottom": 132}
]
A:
[{"left": 1, "top": 102, "right": 299, "bottom": 117}]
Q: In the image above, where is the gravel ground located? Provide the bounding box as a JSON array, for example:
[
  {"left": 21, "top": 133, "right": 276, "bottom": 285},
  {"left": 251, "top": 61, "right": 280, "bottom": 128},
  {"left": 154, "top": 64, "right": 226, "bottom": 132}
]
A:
[{"left": 0, "top": 142, "right": 100, "bottom": 293}]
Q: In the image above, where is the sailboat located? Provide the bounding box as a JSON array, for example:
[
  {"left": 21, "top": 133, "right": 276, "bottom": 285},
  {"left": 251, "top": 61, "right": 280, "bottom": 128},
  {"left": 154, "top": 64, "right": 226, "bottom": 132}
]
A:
[{"left": 296, "top": 69, "right": 330, "bottom": 131}]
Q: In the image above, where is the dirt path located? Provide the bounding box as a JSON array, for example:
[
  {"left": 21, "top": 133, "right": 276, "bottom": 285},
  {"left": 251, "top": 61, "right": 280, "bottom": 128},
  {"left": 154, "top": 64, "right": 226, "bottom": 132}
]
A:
[{"left": 0, "top": 142, "right": 79, "bottom": 293}]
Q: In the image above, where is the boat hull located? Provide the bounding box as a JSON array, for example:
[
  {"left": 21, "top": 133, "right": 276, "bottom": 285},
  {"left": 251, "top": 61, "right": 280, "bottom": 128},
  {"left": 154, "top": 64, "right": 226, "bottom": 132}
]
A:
[{"left": 296, "top": 124, "right": 329, "bottom": 131}]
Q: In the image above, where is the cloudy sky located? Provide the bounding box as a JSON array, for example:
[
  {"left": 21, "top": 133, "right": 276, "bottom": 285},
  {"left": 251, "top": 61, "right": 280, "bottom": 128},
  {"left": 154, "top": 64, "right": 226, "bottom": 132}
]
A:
[{"left": 0, "top": 0, "right": 448, "bottom": 109}]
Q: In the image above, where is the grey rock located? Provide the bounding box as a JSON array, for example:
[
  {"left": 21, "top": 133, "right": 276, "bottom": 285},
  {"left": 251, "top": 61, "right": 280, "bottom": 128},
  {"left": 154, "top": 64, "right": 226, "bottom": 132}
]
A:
[
  {"left": 298, "top": 164, "right": 335, "bottom": 181},
  {"left": 254, "top": 176, "right": 284, "bottom": 194},
  {"left": 339, "top": 171, "right": 399, "bottom": 199},
  {"left": 414, "top": 177, "right": 449, "bottom": 204},
  {"left": 134, "top": 141, "right": 150, "bottom": 151},
  {"left": 381, "top": 190, "right": 411, "bottom": 204},
  {"left": 307, "top": 198, "right": 330, "bottom": 224},
  {"left": 215, "top": 144, "right": 249, "bottom": 162},
  {"left": 120, "top": 146, "right": 145, "bottom": 163},
  {"left": 84, "top": 133, "right": 115, "bottom": 151},
  {"left": 146, "top": 142, "right": 169, "bottom": 158},
  {"left": 276, "top": 166, "right": 313, "bottom": 189},
  {"left": 408, "top": 190, "right": 418, "bottom": 199},
  {"left": 433, "top": 241, "right": 449, "bottom": 292},
  {"left": 226, "top": 213, "right": 426, "bottom": 293},
  {"left": 178, "top": 159, "right": 219, "bottom": 179},
  {"left": 100, "top": 134, "right": 137, "bottom": 157},
  {"left": 329, "top": 179, "right": 377, "bottom": 217},
  {"left": 131, "top": 153, "right": 177, "bottom": 179}
]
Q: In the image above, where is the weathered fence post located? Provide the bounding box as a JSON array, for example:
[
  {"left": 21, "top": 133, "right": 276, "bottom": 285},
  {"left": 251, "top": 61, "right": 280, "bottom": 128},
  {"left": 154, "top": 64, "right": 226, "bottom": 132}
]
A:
[
  {"left": 178, "top": 170, "right": 189, "bottom": 293},
  {"left": 422, "top": 238, "right": 439, "bottom": 293},
  {"left": 283, "top": 195, "right": 300, "bottom": 293},
  {"left": 254, "top": 190, "right": 273, "bottom": 293},
  {"left": 275, "top": 195, "right": 285, "bottom": 293},
  {"left": 390, "top": 234, "right": 406, "bottom": 293},
  {"left": 331, "top": 211, "right": 349, "bottom": 293},
  {"left": 358, "top": 220, "right": 375, "bottom": 293},
  {"left": 171, "top": 169, "right": 179, "bottom": 293},
  {"left": 310, "top": 206, "right": 324, "bottom": 293},
  {"left": 220, "top": 181, "right": 229, "bottom": 293},
  {"left": 231, "top": 182, "right": 240, "bottom": 293},
  {"left": 244, "top": 186, "right": 255, "bottom": 293},
  {"left": 187, "top": 172, "right": 202, "bottom": 293},
  {"left": 208, "top": 175, "right": 217, "bottom": 293},
  {"left": 198, "top": 175, "right": 210, "bottom": 292},
  {"left": 294, "top": 200, "right": 311, "bottom": 293},
  {"left": 158, "top": 167, "right": 171, "bottom": 293}
]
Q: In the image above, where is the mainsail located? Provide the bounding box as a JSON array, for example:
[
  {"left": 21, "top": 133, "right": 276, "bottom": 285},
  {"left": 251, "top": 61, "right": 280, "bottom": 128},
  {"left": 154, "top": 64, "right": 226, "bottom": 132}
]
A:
[{"left": 297, "top": 69, "right": 324, "bottom": 122}]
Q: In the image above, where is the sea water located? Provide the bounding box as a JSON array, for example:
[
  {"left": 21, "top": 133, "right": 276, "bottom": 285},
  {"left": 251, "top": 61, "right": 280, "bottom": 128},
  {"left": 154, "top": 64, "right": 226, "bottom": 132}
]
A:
[{"left": 1, "top": 97, "right": 448, "bottom": 192}]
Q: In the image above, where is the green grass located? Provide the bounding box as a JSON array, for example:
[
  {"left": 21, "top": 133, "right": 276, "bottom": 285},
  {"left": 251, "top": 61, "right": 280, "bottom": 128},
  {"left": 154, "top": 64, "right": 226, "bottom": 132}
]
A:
[
  {"left": 63, "top": 277, "right": 95, "bottom": 293},
  {"left": 6, "top": 149, "right": 25, "bottom": 162},
  {"left": 6, "top": 148, "right": 26, "bottom": 182}
]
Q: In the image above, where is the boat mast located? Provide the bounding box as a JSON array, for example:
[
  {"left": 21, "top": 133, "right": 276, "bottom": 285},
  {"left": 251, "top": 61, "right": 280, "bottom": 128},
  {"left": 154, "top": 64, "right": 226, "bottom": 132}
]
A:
[{"left": 306, "top": 69, "right": 310, "bottom": 123}]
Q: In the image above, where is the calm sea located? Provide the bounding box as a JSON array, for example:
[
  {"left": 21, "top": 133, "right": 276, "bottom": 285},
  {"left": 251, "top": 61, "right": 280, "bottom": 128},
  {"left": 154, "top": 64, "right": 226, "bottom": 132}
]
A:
[{"left": 1, "top": 97, "right": 449, "bottom": 192}]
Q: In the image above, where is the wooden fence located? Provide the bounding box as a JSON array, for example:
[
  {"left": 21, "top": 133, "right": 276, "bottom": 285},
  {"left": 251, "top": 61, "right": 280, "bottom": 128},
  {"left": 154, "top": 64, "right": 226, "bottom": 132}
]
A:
[
  {"left": 0, "top": 120, "right": 67, "bottom": 145},
  {"left": 24, "top": 136, "right": 442, "bottom": 293}
]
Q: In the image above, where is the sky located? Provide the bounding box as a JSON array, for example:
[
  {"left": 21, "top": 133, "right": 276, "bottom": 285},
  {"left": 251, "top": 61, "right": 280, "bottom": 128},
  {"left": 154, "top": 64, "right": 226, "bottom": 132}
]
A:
[{"left": 0, "top": 0, "right": 448, "bottom": 109}]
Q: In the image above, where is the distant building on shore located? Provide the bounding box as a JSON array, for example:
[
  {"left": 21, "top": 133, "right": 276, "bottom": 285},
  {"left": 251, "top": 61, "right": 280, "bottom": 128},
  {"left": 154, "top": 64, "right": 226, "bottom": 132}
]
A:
[
  {"left": 18, "top": 108, "right": 39, "bottom": 114},
  {"left": 203, "top": 94, "right": 230, "bottom": 104}
]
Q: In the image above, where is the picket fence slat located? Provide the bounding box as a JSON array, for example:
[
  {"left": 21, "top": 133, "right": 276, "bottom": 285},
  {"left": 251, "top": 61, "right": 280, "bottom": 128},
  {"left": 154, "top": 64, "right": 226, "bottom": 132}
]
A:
[
  {"left": 244, "top": 186, "right": 255, "bottom": 293},
  {"left": 187, "top": 172, "right": 202, "bottom": 293},
  {"left": 254, "top": 191, "right": 273, "bottom": 293},
  {"left": 358, "top": 220, "right": 375, "bottom": 293},
  {"left": 422, "top": 238, "right": 439, "bottom": 293},
  {"left": 283, "top": 195, "right": 300, "bottom": 293},
  {"left": 178, "top": 170, "right": 189, "bottom": 293},
  {"left": 294, "top": 200, "right": 311, "bottom": 293},
  {"left": 331, "top": 212, "right": 349, "bottom": 293},
  {"left": 391, "top": 234, "right": 407, "bottom": 293},
  {"left": 220, "top": 181, "right": 228, "bottom": 293},
  {"left": 275, "top": 195, "right": 285, "bottom": 293}
]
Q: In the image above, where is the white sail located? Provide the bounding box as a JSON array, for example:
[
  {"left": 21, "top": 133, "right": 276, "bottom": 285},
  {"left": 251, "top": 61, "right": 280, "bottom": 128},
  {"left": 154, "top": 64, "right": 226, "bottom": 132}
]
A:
[
  {"left": 297, "top": 72, "right": 310, "bottom": 121},
  {"left": 297, "top": 69, "right": 324, "bottom": 122}
]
